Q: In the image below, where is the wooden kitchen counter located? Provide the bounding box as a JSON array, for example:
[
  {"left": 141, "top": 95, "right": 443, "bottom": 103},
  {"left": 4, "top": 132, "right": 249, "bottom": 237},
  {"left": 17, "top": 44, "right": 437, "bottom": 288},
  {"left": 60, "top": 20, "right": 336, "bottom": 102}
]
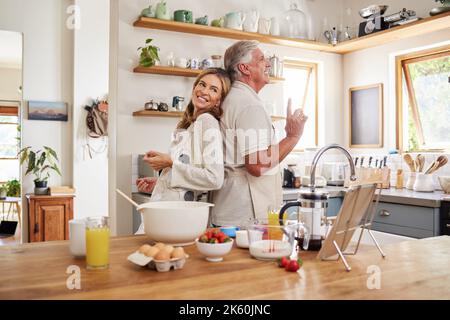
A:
[{"left": 0, "top": 236, "right": 449, "bottom": 300}]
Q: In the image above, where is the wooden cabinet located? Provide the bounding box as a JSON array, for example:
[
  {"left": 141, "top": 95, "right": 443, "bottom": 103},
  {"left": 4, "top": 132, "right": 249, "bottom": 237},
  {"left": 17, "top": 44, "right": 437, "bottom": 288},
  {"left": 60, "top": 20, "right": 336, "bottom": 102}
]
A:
[{"left": 26, "top": 195, "right": 74, "bottom": 242}]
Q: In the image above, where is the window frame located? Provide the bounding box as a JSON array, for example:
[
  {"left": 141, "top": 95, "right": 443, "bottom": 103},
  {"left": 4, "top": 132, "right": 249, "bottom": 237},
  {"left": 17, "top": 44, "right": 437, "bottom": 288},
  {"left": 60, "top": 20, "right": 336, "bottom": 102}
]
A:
[
  {"left": 0, "top": 102, "right": 20, "bottom": 161},
  {"left": 283, "top": 59, "right": 318, "bottom": 151},
  {"left": 395, "top": 45, "right": 450, "bottom": 152}
]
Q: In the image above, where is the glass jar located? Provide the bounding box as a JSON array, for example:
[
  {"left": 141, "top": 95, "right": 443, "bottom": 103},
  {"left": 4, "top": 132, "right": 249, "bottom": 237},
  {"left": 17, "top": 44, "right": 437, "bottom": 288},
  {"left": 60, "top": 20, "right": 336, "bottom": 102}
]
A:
[
  {"left": 86, "top": 216, "right": 110, "bottom": 270},
  {"left": 281, "top": 1, "right": 308, "bottom": 39},
  {"left": 211, "top": 55, "right": 223, "bottom": 68}
]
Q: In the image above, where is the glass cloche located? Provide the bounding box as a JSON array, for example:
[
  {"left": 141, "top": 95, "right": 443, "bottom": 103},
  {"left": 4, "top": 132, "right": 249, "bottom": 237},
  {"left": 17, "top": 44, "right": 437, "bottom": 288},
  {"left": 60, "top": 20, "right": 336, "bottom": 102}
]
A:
[{"left": 281, "top": 1, "right": 309, "bottom": 39}]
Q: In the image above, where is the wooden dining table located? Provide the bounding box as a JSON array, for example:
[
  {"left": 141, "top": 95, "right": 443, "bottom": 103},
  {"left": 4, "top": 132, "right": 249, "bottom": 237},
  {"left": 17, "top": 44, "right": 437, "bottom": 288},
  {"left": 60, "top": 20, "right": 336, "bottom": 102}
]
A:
[{"left": 0, "top": 235, "right": 449, "bottom": 300}]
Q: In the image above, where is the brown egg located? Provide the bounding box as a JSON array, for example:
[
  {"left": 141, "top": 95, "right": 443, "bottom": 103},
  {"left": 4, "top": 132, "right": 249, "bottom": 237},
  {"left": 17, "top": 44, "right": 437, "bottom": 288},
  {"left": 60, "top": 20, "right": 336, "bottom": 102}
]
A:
[
  {"left": 162, "top": 245, "right": 174, "bottom": 255},
  {"left": 154, "top": 242, "right": 166, "bottom": 250},
  {"left": 144, "top": 246, "right": 160, "bottom": 258},
  {"left": 171, "top": 247, "right": 185, "bottom": 259},
  {"left": 154, "top": 250, "right": 170, "bottom": 261},
  {"left": 138, "top": 244, "right": 151, "bottom": 254}
]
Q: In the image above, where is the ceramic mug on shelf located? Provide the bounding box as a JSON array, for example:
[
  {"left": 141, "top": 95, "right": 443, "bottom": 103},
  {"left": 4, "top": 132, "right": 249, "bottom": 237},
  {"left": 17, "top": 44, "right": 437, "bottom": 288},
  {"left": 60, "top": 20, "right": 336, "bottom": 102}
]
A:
[
  {"left": 174, "top": 10, "right": 193, "bottom": 23},
  {"left": 258, "top": 18, "right": 271, "bottom": 35},
  {"left": 189, "top": 57, "right": 200, "bottom": 70}
]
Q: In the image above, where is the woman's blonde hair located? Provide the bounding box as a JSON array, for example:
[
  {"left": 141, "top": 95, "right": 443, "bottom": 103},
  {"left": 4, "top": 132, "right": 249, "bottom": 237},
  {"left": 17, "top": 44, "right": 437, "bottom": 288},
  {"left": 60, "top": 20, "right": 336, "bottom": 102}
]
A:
[{"left": 177, "top": 68, "right": 231, "bottom": 130}]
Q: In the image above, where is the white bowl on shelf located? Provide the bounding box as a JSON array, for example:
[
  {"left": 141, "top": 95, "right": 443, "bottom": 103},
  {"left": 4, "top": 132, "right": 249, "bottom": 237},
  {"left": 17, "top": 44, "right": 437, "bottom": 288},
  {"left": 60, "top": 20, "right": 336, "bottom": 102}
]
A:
[{"left": 195, "top": 238, "right": 233, "bottom": 262}]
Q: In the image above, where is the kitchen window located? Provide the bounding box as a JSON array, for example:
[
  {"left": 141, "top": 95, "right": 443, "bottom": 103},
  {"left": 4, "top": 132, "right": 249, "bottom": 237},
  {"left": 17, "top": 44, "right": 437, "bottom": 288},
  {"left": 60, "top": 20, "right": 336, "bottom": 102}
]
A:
[
  {"left": 396, "top": 46, "right": 450, "bottom": 152},
  {"left": 0, "top": 103, "right": 20, "bottom": 183},
  {"left": 283, "top": 60, "right": 318, "bottom": 150}
]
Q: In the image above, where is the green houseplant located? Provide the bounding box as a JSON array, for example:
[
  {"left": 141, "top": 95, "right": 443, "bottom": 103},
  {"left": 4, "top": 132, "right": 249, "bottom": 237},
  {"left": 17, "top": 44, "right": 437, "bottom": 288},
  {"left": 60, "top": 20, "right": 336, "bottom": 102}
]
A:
[
  {"left": 138, "top": 38, "right": 160, "bottom": 67},
  {"left": 0, "top": 184, "right": 7, "bottom": 199},
  {"left": 6, "top": 179, "right": 20, "bottom": 197},
  {"left": 18, "top": 146, "right": 61, "bottom": 194}
]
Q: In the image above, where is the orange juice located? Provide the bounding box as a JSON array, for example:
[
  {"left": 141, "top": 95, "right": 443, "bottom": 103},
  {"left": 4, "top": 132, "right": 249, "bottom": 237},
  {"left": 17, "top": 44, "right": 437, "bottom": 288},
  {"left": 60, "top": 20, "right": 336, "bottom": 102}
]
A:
[
  {"left": 86, "top": 225, "right": 110, "bottom": 269},
  {"left": 267, "top": 210, "right": 285, "bottom": 240}
]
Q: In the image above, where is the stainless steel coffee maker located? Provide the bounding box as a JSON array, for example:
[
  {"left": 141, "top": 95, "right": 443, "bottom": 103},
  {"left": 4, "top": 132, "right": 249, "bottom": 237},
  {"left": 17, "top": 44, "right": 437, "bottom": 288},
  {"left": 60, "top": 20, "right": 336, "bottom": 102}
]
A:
[{"left": 279, "top": 144, "right": 357, "bottom": 251}]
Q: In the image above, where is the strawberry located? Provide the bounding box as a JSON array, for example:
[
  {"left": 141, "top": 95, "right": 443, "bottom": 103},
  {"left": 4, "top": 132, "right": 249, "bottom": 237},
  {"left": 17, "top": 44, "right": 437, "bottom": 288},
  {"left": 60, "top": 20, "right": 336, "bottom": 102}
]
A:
[
  {"left": 278, "top": 256, "right": 290, "bottom": 268},
  {"left": 285, "top": 259, "right": 300, "bottom": 272},
  {"left": 209, "top": 238, "right": 219, "bottom": 244},
  {"left": 199, "top": 235, "right": 209, "bottom": 243}
]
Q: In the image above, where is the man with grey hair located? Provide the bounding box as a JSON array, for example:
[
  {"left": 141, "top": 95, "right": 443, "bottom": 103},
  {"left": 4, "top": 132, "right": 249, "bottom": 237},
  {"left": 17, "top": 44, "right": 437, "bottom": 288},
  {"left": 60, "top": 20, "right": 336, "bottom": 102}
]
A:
[{"left": 210, "top": 40, "right": 308, "bottom": 227}]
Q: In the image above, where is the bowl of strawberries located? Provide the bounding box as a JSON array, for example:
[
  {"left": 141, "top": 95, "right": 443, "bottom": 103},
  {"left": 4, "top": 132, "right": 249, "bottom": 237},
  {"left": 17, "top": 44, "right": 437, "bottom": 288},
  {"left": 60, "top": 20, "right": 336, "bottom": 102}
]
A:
[{"left": 195, "top": 228, "right": 234, "bottom": 262}]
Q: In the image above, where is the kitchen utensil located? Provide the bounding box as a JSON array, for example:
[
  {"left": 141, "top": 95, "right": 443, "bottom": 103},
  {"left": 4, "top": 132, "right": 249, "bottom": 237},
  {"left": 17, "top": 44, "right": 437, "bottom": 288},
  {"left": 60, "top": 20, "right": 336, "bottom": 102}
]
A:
[
  {"left": 359, "top": 5, "right": 388, "bottom": 19},
  {"left": 69, "top": 219, "right": 86, "bottom": 257},
  {"left": 360, "top": 156, "right": 365, "bottom": 167},
  {"left": 86, "top": 216, "right": 110, "bottom": 270},
  {"left": 139, "top": 201, "right": 212, "bottom": 245},
  {"left": 354, "top": 157, "right": 359, "bottom": 166},
  {"left": 246, "top": 219, "right": 301, "bottom": 260},
  {"left": 424, "top": 160, "right": 438, "bottom": 174},
  {"left": 116, "top": 189, "right": 140, "bottom": 209},
  {"left": 323, "top": 27, "right": 340, "bottom": 45},
  {"left": 243, "top": 10, "right": 259, "bottom": 33},
  {"left": 403, "top": 154, "right": 415, "bottom": 172},
  {"left": 195, "top": 238, "right": 233, "bottom": 262},
  {"left": 368, "top": 156, "right": 373, "bottom": 167},
  {"left": 395, "top": 169, "right": 404, "bottom": 189},
  {"left": 438, "top": 176, "right": 450, "bottom": 194},
  {"left": 413, "top": 173, "right": 435, "bottom": 192},
  {"left": 383, "top": 156, "right": 388, "bottom": 167},
  {"left": 375, "top": 159, "right": 379, "bottom": 168},
  {"left": 384, "top": 8, "right": 416, "bottom": 26}
]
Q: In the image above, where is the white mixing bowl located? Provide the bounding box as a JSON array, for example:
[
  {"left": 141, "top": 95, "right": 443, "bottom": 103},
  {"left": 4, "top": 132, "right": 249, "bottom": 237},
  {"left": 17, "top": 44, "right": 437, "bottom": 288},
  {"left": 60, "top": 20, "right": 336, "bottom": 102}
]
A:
[{"left": 138, "top": 201, "right": 212, "bottom": 246}]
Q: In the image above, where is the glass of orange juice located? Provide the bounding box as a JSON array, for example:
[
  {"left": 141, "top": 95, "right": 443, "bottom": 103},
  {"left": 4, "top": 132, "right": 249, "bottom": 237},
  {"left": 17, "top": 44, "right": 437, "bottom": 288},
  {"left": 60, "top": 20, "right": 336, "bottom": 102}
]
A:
[{"left": 86, "top": 216, "right": 110, "bottom": 270}]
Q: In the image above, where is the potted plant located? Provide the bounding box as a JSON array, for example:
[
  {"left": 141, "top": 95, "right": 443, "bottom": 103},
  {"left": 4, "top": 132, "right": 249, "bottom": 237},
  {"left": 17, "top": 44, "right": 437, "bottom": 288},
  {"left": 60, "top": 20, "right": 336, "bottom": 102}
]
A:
[
  {"left": 18, "top": 146, "right": 61, "bottom": 195},
  {"left": 137, "top": 38, "right": 160, "bottom": 67},
  {"left": 6, "top": 179, "right": 21, "bottom": 197},
  {"left": 0, "top": 184, "right": 7, "bottom": 199}
]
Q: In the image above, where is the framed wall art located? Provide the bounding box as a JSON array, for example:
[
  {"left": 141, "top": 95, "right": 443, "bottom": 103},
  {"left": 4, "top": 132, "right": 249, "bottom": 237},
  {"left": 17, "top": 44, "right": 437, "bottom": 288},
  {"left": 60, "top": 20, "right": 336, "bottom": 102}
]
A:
[{"left": 28, "top": 101, "right": 68, "bottom": 121}]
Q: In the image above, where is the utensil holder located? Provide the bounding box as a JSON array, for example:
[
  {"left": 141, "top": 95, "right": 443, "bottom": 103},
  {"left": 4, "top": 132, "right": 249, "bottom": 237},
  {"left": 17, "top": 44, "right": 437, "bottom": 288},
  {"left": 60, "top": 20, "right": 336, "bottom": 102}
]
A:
[
  {"left": 405, "top": 172, "right": 416, "bottom": 190},
  {"left": 413, "top": 173, "right": 434, "bottom": 192}
]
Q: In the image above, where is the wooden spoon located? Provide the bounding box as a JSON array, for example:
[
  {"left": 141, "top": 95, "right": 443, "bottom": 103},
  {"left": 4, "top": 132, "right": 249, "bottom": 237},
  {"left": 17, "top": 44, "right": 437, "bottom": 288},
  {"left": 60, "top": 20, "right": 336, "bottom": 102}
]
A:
[
  {"left": 417, "top": 154, "right": 425, "bottom": 172},
  {"left": 424, "top": 161, "right": 438, "bottom": 174},
  {"left": 403, "top": 154, "right": 415, "bottom": 172},
  {"left": 431, "top": 156, "right": 448, "bottom": 174}
]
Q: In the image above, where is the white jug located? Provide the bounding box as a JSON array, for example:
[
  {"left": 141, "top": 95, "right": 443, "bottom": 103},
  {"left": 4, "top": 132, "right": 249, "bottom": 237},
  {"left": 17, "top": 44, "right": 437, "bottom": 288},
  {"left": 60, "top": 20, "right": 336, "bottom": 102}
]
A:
[
  {"left": 243, "top": 10, "right": 260, "bottom": 33},
  {"left": 258, "top": 18, "right": 271, "bottom": 34},
  {"left": 270, "top": 17, "right": 280, "bottom": 36},
  {"left": 225, "top": 12, "right": 246, "bottom": 31}
]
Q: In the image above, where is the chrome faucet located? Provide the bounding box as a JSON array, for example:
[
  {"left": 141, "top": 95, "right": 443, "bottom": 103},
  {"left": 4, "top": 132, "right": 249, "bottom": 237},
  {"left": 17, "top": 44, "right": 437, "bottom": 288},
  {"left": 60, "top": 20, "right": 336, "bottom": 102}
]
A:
[{"left": 310, "top": 144, "right": 357, "bottom": 191}]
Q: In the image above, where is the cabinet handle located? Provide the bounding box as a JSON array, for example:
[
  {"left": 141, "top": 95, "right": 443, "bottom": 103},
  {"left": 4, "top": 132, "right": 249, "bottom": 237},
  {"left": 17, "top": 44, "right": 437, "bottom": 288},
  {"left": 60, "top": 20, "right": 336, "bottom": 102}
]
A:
[{"left": 379, "top": 209, "right": 391, "bottom": 217}]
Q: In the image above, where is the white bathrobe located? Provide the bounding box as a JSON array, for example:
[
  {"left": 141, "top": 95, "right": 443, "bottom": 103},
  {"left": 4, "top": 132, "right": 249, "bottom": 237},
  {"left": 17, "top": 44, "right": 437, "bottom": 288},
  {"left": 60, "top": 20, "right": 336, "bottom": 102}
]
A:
[{"left": 136, "top": 113, "right": 224, "bottom": 234}]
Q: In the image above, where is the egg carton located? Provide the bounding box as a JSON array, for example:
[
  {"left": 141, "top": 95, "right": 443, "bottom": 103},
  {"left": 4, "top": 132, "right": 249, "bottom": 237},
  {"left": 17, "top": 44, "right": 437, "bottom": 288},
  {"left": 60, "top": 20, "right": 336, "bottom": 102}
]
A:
[{"left": 127, "top": 251, "right": 188, "bottom": 272}]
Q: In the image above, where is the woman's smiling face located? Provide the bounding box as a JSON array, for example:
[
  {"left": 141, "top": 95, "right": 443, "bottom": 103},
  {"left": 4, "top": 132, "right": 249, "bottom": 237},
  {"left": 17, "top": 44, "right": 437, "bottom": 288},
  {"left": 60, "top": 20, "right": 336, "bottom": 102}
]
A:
[{"left": 192, "top": 74, "right": 223, "bottom": 113}]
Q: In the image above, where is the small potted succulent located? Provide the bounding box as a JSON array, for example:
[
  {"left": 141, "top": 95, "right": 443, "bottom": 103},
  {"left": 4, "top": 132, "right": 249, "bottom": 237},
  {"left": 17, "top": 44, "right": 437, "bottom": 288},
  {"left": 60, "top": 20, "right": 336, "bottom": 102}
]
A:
[{"left": 18, "top": 146, "right": 61, "bottom": 195}]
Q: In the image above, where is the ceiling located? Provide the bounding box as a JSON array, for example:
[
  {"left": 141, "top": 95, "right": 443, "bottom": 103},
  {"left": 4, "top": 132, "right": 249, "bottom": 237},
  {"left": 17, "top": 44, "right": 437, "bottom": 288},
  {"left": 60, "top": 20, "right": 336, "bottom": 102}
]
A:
[{"left": 0, "top": 30, "right": 22, "bottom": 68}]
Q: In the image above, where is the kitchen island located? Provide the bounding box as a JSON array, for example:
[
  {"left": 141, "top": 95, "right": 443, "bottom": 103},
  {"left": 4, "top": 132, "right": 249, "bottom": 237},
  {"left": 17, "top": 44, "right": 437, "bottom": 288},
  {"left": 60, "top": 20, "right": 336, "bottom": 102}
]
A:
[{"left": 0, "top": 235, "right": 449, "bottom": 299}]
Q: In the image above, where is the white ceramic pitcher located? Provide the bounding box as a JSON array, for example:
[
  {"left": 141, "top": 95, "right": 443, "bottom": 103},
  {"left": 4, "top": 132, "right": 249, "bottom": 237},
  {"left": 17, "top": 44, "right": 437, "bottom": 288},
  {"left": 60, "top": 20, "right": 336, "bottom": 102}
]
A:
[
  {"left": 258, "top": 18, "right": 271, "bottom": 34},
  {"left": 243, "top": 10, "right": 260, "bottom": 32},
  {"left": 225, "top": 12, "right": 246, "bottom": 31}
]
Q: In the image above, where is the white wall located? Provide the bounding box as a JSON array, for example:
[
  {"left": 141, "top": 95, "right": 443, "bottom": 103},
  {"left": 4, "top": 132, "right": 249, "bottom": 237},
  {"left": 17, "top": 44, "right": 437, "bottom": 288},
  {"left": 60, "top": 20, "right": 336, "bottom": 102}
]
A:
[
  {"left": 0, "top": 0, "right": 74, "bottom": 242},
  {"left": 109, "top": 0, "right": 345, "bottom": 235},
  {"left": 0, "top": 67, "right": 21, "bottom": 101},
  {"left": 72, "top": 0, "right": 110, "bottom": 219}
]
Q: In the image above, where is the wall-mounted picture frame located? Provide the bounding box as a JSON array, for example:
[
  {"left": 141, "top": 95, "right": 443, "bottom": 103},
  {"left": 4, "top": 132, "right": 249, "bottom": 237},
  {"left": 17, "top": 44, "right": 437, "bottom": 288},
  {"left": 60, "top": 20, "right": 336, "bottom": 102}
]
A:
[
  {"left": 28, "top": 100, "right": 68, "bottom": 121},
  {"left": 349, "top": 83, "right": 383, "bottom": 148}
]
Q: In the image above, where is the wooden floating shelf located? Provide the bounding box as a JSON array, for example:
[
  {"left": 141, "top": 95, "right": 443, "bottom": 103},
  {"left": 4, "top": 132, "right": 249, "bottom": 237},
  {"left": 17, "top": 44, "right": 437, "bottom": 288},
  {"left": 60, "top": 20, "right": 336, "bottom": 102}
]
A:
[
  {"left": 133, "top": 65, "right": 285, "bottom": 82},
  {"left": 134, "top": 17, "right": 334, "bottom": 52},
  {"left": 333, "top": 11, "right": 450, "bottom": 54},
  {"left": 133, "top": 12, "right": 450, "bottom": 54},
  {"left": 133, "top": 109, "right": 286, "bottom": 121}
]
